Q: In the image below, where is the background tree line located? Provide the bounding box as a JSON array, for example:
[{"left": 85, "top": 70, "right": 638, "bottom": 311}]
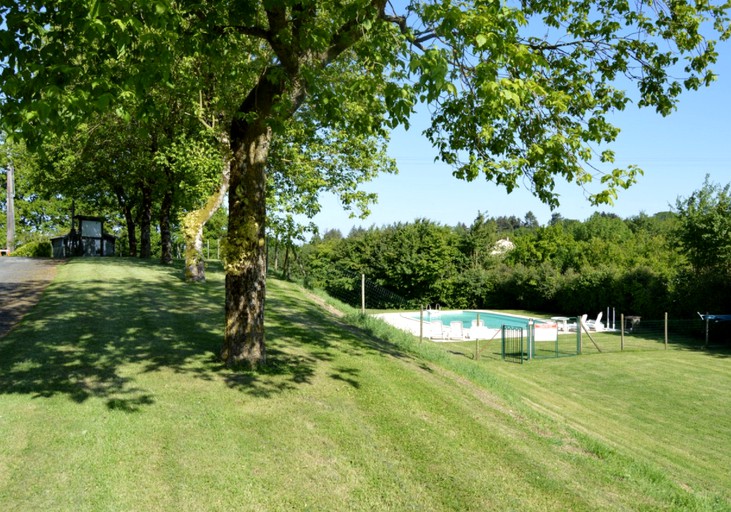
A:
[{"left": 294, "top": 178, "right": 731, "bottom": 319}]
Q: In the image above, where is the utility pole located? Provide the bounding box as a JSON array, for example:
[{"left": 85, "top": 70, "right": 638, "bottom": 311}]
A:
[{"left": 6, "top": 161, "right": 15, "bottom": 253}]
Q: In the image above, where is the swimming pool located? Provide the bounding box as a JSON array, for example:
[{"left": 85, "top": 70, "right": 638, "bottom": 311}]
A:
[
  {"left": 374, "top": 309, "right": 557, "bottom": 342},
  {"left": 412, "top": 310, "right": 546, "bottom": 328}
]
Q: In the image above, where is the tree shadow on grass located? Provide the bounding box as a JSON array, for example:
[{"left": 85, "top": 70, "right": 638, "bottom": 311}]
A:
[{"left": 0, "top": 260, "right": 409, "bottom": 411}]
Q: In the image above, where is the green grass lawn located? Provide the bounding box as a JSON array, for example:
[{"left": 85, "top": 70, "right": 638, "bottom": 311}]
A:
[{"left": 1, "top": 259, "right": 729, "bottom": 511}]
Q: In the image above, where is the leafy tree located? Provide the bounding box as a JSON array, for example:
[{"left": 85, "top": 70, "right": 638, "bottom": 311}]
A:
[
  {"left": 572, "top": 212, "right": 631, "bottom": 244},
  {"left": 31, "top": 115, "right": 155, "bottom": 257},
  {"left": 460, "top": 211, "right": 499, "bottom": 270},
  {"left": 322, "top": 229, "right": 343, "bottom": 241},
  {"left": 523, "top": 211, "right": 540, "bottom": 230},
  {"left": 375, "top": 220, "right": 462, "bottom": 303},
  {"left": 154, "top": 129, "right": 229, "bottom": 278},
  {"left": 2, "top": 0, "right": 730, "bottom": 366},
  {"left": 674, "top": 176, "right": 731, "bottom": 273},
  {"left": 1, "top": 137, "right": 75, "bottom": 247},
  {"left": 495, "top": 215, "right": 523, "bottom": 233},
  {"left": 506, "top": 223, "right": 585, "bottom": 271},
  {"left": 548, "top": 212, "right": 564, "bottom": 226}
]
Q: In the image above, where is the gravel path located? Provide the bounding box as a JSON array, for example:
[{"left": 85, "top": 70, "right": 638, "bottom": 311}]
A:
[{"left": 0, "top": 257, "right": 62, "bottom": 338}]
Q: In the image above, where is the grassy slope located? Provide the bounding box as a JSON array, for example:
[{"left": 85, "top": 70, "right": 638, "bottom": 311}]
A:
[{"left": 0, "top": 259, "right": 728, "bottom": 511}]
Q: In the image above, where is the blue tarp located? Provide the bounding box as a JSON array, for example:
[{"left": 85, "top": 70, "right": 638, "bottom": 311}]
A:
[{"left": 699, "top": 313, "right": 731, "bottom": 322}]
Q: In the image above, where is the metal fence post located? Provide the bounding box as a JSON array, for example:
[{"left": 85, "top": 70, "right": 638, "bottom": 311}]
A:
[
  {"left": 501, "top": 326, "right": 505, "bottom": 360},
  {"left": 665, "top": 312, "right": 668, "bottom": 349},
  {"left": 528, "top": 319, "right": 534, "bottom": 360}
]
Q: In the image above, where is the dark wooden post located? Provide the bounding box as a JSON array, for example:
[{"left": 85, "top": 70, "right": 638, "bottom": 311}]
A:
[{"left": 620, "top": 313, "right": 625, "bottom": 351}]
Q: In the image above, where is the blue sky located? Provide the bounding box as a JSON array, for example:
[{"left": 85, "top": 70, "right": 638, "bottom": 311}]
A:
[{"left": 311, "top": 39, "right": 731, "bottom": 235}]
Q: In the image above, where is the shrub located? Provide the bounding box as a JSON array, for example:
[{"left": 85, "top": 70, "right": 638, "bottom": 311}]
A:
[{"left": 11, "top": 240, "right": 53, "bottom": 258}]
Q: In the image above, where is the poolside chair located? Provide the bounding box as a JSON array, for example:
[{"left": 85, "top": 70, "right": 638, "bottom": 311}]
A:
[
  {"left": 449, "top": 321, "right": 468, "bottom": 341},
  {"left": 585, "top": 312, "right": 604, "bottom": 332},
  {"left": 429, "top": 320, "right": 448, "bottom": 340},
  {"left": 469, "top": 319, "right": 488, "bottom": 340},
  {"left": 568, "top": 314, "right": 588, "bottom": 332}
]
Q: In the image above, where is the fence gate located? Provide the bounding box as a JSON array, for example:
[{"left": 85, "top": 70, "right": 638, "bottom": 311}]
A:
[{"left": 502, "top": 326, "right": 526, "bottom": 363}]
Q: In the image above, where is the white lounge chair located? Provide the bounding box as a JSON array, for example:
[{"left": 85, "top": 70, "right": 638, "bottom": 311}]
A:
[
  {"left": 469, "top": 319, "right": 488, "bottom": 339},
  {"left": 449, "top": 321, "right": 468, "bottom": 340},
  {"left": 429, "top": 320, "right": 448, "bottom": 340},
  {"left": 568, "top": 314, "right": 587, "bottom": 332},
  {"left": 585, "top": 312, "right": 604, "bottom": 332}
]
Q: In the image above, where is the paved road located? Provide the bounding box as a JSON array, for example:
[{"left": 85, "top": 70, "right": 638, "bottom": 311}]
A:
[{"left": 0, "top": 257, "right": 62, "bottom": 338}]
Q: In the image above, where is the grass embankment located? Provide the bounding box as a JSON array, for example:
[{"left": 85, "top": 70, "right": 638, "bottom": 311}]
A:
[{"left": 0, "top": 259, "right": 729, "bottom": 511}]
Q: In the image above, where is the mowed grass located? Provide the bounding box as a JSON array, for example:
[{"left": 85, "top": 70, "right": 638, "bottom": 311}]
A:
[{"left": 1, "top": 259, "right": 729, "bottom": 511}]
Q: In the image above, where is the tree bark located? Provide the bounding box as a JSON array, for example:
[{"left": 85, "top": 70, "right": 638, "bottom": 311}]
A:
[
  {"left": 115, "top": 186, "right": 137, "bottom": 257},
  {"left": 283, "top": 243, "right": 291, "bottom": 279},
  {"left": 273, "top": 236, "right": 280, "bottom": 272},
  {"left": 160, "top": 186, "right": 174, "bottom": 264},
  {"left": 139, "top": 183, "right": 153, "bottom": 259},
  {"left": 183, "top": 161, "right": 230, "bottom": 282},
  {"left": 222, "top": 69, "right": 302, "bottom": 367},
  {"left": 220, "top": 3, "right": 375, "bottom": 365},
  {"left": 222, "top": 130, "right": 269, "bottom": 367}
]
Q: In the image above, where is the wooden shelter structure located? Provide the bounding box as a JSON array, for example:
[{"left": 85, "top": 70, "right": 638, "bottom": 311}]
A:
[{"left": 51, "top": 215, "right": 116, "bottom": 258}]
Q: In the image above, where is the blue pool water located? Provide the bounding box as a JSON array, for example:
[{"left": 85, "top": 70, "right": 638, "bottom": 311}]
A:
[{"left": 414, "top": 310, "right": 544, "bottom": 329}]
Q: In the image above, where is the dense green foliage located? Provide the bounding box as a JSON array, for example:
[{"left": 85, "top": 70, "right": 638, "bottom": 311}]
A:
[
  {"left": 299, "top": 179, "right": 731, "bottom": 318},
  {"left": 1, "top": 138, "right": 81, "bottom": 248},
  {"left": 10, "top": 238, "right": 53, "bottom": 257}
]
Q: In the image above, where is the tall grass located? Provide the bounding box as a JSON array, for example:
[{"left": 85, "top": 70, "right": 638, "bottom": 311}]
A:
[{"left": 0, "top": 259, "right": 729, "bottom": 511}]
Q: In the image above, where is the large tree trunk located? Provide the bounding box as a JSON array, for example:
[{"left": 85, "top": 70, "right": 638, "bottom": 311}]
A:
[
  {"left": 159, "top": 186, "right": 174, "bottom": 264},
  {"left": 183, "top": 161, "right": 230, "bottom": 282},
  {"left": 283, "top": 243, "right": 291, "bottom": 279},
  {"left": 273, "top": 236, "right": 280, "bottom": 272},
  {"left": 125, "top": 212, "right": 138, "bottom": 258},
  {"left": 222, "top": 127, "right": 269, "bottom": 367},
  {"left": 139, "top": 183, "right": 153, "bottom": 259},
  {"left": 222, "top": 69, "right": 302, "bottom": 367},
  {"left": 115, "top": 186, "right": 137, "bottom": 257},
  {"left": 217, "top": 2, "right": 379, "bottom": 367}
]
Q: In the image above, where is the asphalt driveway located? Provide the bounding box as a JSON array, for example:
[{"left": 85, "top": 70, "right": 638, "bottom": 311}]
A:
[{"left": 0, "top": 257, "right": 62, "bottom": 338}]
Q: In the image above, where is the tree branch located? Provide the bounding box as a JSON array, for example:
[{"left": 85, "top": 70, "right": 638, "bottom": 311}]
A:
[
  {"left": 381, "top": 13, "right": 437, "bottom": 50},
  {"left": 322, "top": 0, "right": 389, "bottom": 64},
  {"left": 223, "top": 25, "right": 271, "bottom": 40}
]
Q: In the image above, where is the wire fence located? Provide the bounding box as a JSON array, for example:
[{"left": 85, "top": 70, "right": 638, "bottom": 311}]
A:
[
  {"left": 303, "top": 267, "right": 412, "bottom": 311},
  {"left": 578, "top": 317, "right": 728, "bottom": 354},
  {"left": 299, "top": 264, "right": 731, "bottom": 358},
  {"left": 394, "top": 314, "right": 731, "bottom": 364}
]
